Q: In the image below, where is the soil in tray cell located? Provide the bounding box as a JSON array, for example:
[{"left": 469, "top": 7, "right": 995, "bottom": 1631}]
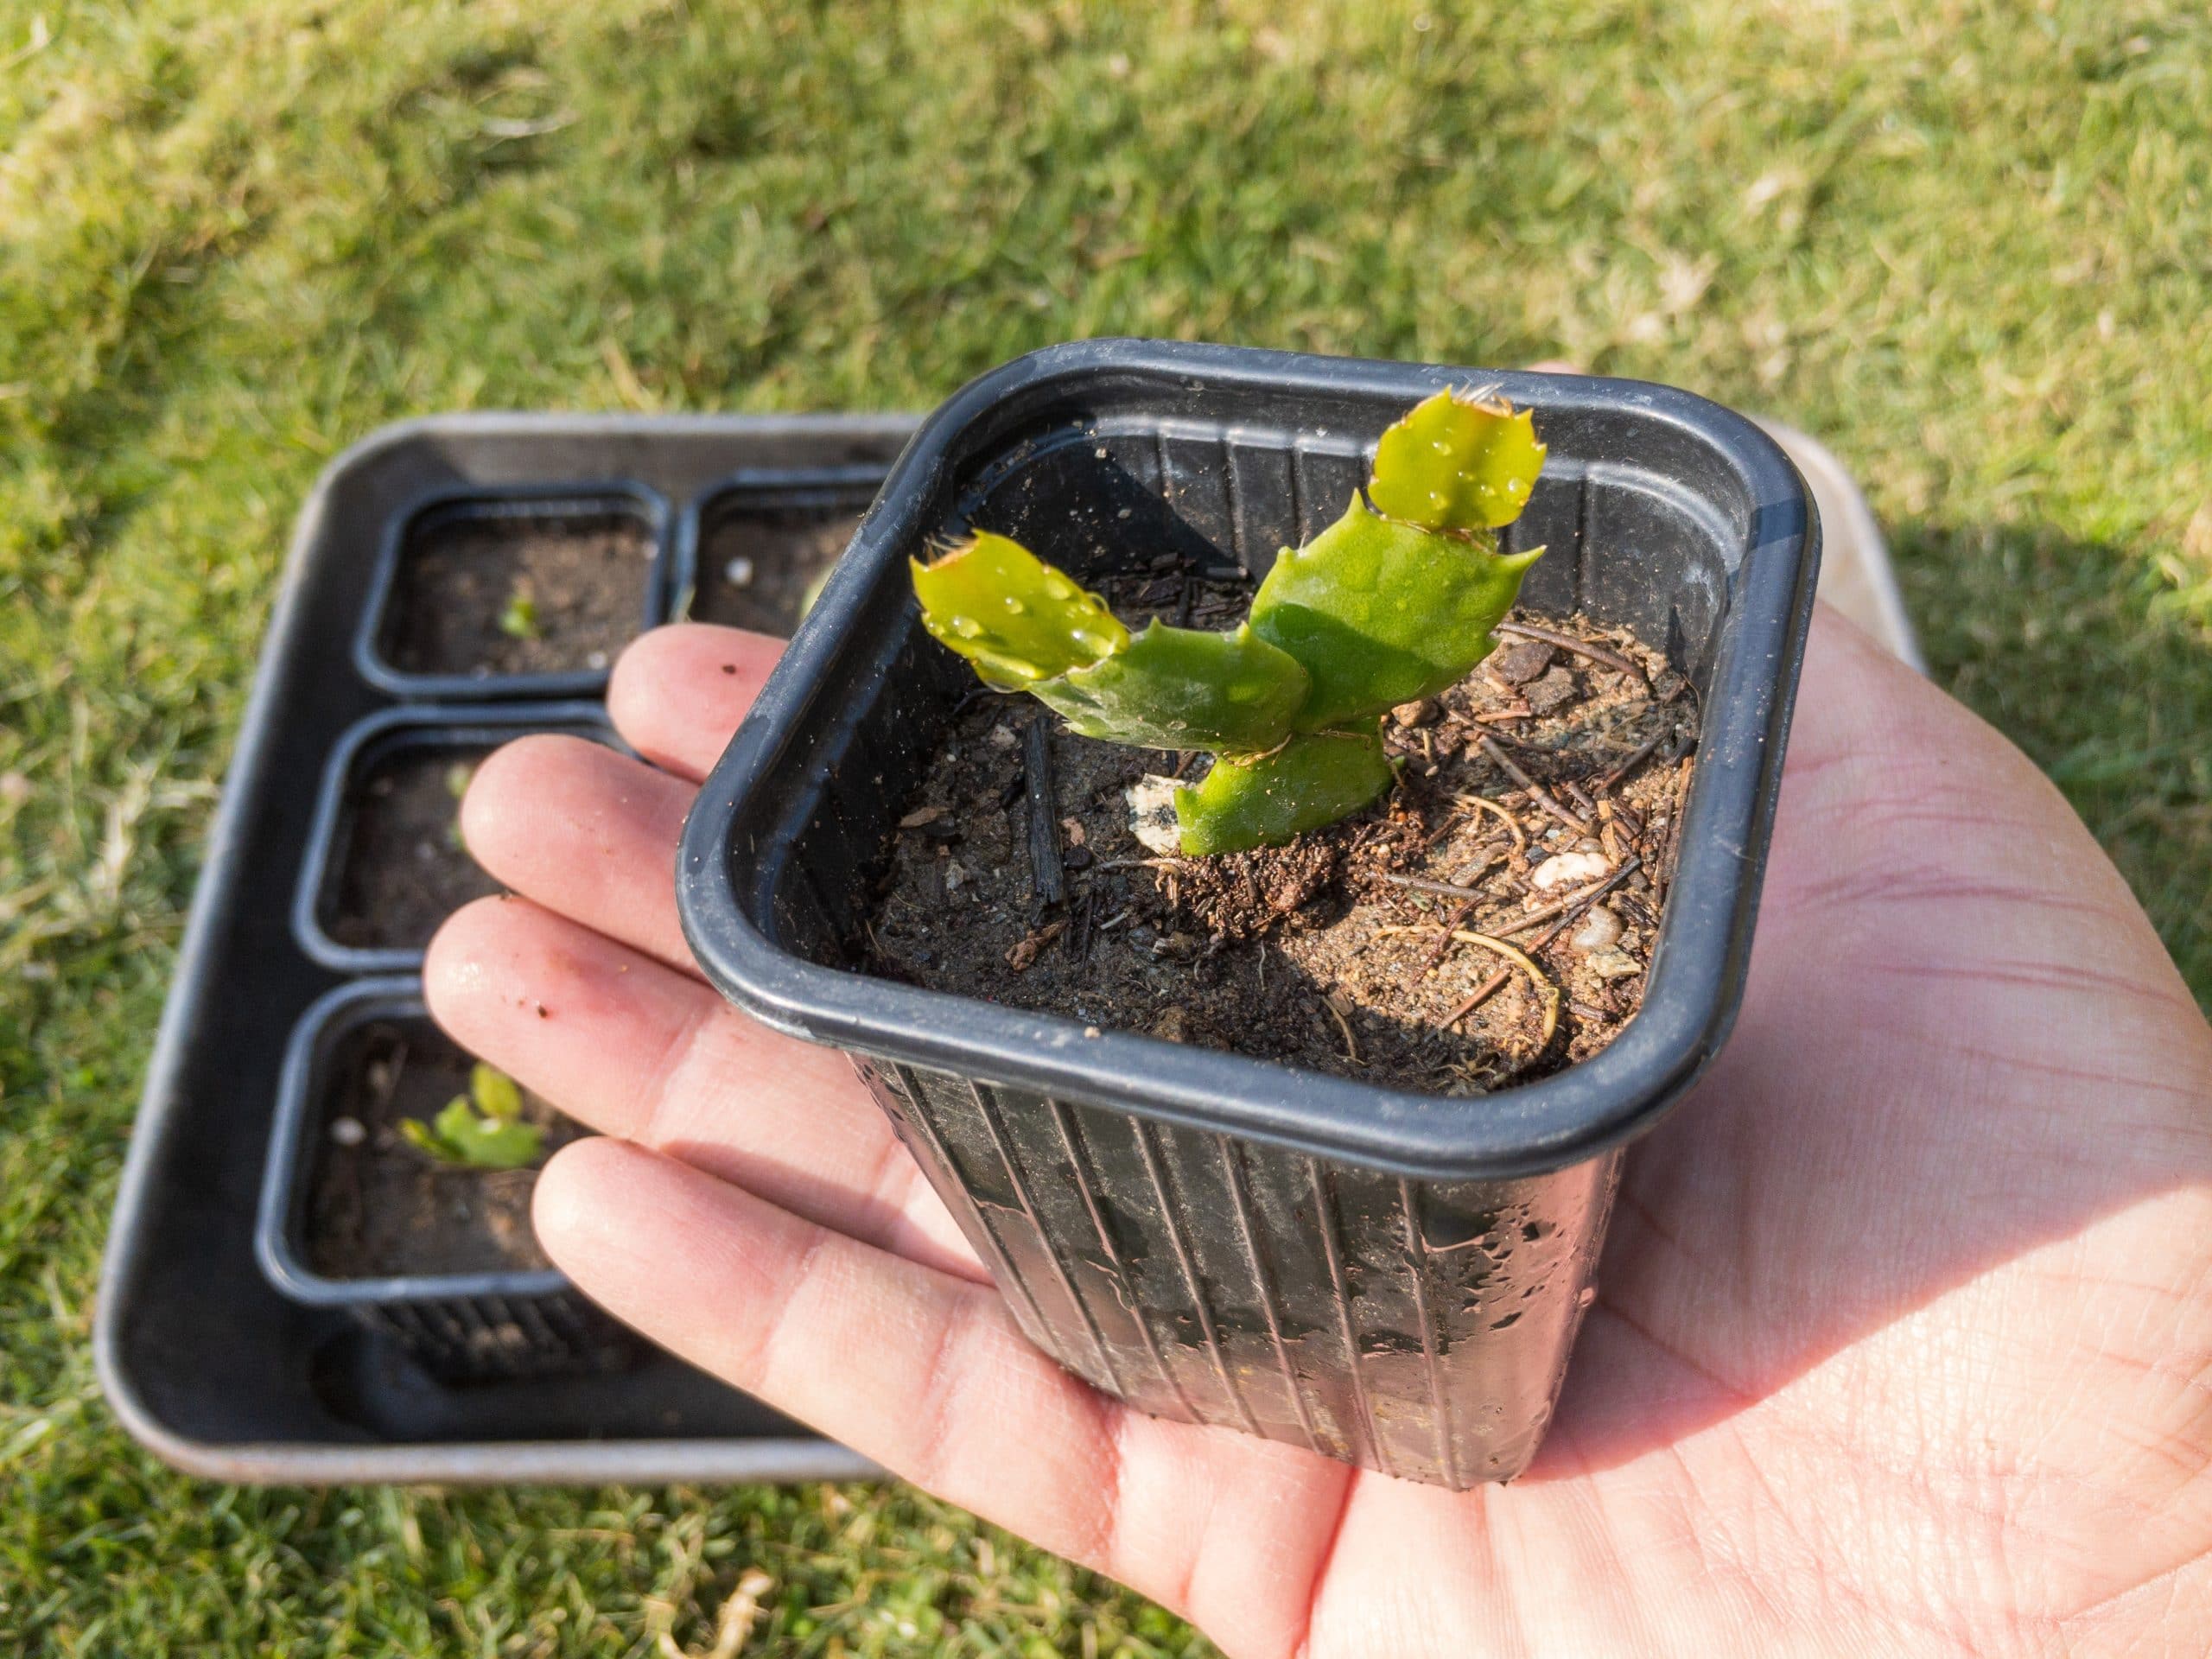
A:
[
  {"left": 689, "top": 507, "right": 863, "bottom": 635},
  {"left": 383, "top": 507, "right": 655, "bottom": 677},
  {"left": 324, "top": 745, "right": 499, "bottom": 952},
  {"left": 306, "top": 1018, "right": 582, "bottom": 1280}
]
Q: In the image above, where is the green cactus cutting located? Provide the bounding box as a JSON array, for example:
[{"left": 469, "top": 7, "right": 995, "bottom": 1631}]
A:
[
  {"left": 912, "top": 389, "right": 1548, "bottom": 855},
  {"left": 399, "top": 1061, "right": 545, "bottom": 1170}
]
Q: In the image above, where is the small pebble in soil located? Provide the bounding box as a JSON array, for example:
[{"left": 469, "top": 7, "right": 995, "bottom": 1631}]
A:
[
  {"left": 1586, "top": 946, "right": 1645, "bottom": 980},
  {"left": 723, "top": 556, "right": 756, "bottom": 588},
  {"left": 1391, "top": 697, "right": 1440, "bottom": 728},
  {"left": 1571, "top": 906, "right": 1624, "bottom": 952},
  {"left": 1524, "top": 665, "right": 1580, "bottom": 714},
  {"left": 587, "top": 650, "right": 609, "bottom": 671},
  {"left": 1126, "top": 774, "right": 1182, "bottom": 855},
  {"left": 1489, "top": 640, "right": 1555, "bottom": 684},
  {"left": 328, "top": 1116, "right": 366, "bottom": 1147},
  {"left": 1531, "top": 849, "right": 1611, "bottom": 891}
]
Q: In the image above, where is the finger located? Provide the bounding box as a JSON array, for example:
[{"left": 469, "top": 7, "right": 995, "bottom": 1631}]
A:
[
  {"left": 535, "top": 1137, "right": 1351, "bottom": 1652},
  {"left": 608, "top": 623, "right": 786, "bottom": 782},
  {"left": 424, "top": 894, "right": 982, "bottom": 1281},
  {"left": 461, "top": 733, "right": 699, "bottom": 977}
]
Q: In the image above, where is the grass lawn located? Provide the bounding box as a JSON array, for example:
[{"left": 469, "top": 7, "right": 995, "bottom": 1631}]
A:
[{"left": 3, "top": 0, "right": 2208, "bottom": 1650}]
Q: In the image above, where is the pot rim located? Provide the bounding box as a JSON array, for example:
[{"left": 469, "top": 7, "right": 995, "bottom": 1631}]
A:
[{"left": 677, "top": 339, "right": 1820, "bottom": 1182}]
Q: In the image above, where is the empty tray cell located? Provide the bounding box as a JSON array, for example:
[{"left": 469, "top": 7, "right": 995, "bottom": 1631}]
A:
[
  {"left": 295, "top": 704, "right": 617, "bottom": 972},
  {"left": 360, "top": 486, "right": 671, "bottom": 695},
  {"left": 683, "top": 468, "right": 886, "bottom": 635}
]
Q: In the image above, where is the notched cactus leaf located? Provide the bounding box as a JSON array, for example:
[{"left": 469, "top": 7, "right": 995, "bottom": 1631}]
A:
[
  {"left": 1037, "top": 621, "right": 1309, "bottom": 753},
  {"left": 912, "top": 531, "right": 1128, "bottom": 689},
  {"left": 1369, "top": 387, "right": 1548, "bottom": 533},
  {"left": 400, "top": 1087, "right": 545, "bottom": 1169},
  {"left": 1173, "top": 728, "right": 1395, "bottom": 856},
  {"left": 906, "top": 391, "right": 1551, "bottom": 854},
  {"left": 470, "top": 1061, "right": 523, "bottom": 1122},
  {"left": 1249, "top": 498, "right": 1543, "bottom": 729}
]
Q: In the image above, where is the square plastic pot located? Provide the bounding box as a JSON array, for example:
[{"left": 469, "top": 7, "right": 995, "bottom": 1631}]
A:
[
  {"left": 292, "top": 703, "right": 620, "bottom": 974},
  {"left": 354, "top": 483, "right": 677, "bottom": 700},
  {"left": 675, "top": 340, "right": 1820, "bottom": 1486},
  {"left": 256, "top": 978, "right": 635, "bottom": 1382}
]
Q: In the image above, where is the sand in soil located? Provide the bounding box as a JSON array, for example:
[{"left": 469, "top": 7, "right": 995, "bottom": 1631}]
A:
[
  {"left": 305, "top": 1016, "right": 582, "bottom": 1279},
  {"left": 868, "top": 570, "right": 1699, "bottom": 1094},
  {"left": 689, "top": 508, "right": 863, "bottom": 634},
  {"left": 325, "top": 747, "right": 499, "bottom": 950},
  {"left": 383, "top": 509, "right": 655, "bottom": 677}
]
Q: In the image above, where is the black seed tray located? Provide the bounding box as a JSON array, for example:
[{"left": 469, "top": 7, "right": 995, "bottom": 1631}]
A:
[{"left": 98, "top": 412, "right": 914, "bottom": 1484}]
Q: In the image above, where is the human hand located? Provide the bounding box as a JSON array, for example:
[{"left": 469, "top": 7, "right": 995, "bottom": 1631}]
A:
[{"left": 425, "top": 607, "right": 2212, "bottom": 1656}]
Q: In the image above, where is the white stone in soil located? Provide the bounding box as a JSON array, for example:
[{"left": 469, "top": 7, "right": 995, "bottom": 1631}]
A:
[
  {"left": 1126, "top": 774, "right": 1183, "bottom": 856},
  {"left": 1587, "top": 946, "right": 1644, "bottom": 980},
  {"left": 1530, "top": 849, "right": 1611, "bottom": 892},
  {"left": 1571, "top": 905, "right": 1624, "bottom": 952}
]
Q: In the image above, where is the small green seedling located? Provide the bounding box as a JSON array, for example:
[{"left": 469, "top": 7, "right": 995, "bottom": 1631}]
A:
[
  {"left": 442, "top": 761, "right": 474, "bottom": 852},
  {"left": 912, "top": 389, "right": 1548, "bottom": 854},
  {"left": 398, "top": 1061, "right": 545, "bottom": 1169},
  {"left": 498, "top": 584, "right": 541, "bottom": 641}
]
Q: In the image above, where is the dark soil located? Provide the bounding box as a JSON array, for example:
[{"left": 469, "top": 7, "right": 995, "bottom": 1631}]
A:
[
  {"left": 305, "top": 1017, "right": 582, "bottom": 1279},
  {"left": 382, "top": 507, "right": 656, "bottom": 678},
  {"left": 324, "top": 746, "right": 499, "bottom": 951},
  {"left": 688, "top": 507, "right": 863, "bottom": 634},
  {"left": 865, "top": 569, "right": 1698, "bottom": 1095}
]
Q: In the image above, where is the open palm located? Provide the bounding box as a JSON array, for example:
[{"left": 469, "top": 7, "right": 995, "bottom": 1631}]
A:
[{"left": 425, "top": 608, "right": 2212, "bottom": 1656}]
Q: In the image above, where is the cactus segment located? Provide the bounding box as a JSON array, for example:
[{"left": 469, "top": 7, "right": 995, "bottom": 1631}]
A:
[
  {"left": 1367, "top": 386, "right": 1548, "bottom": 532},
  {"left": 1247, "top": 496, "right": 1544, "bottom": 730},
  {"left": 1035, "top": 621, "right": 1310, "bottom": 753},
  {"left": 912, "top": 532, "right": 1129, "bottom": 689},
  {"left": 908, "top": 391, "right": 1549, "bottom": 855},
  {"left": 1172, "top": 728, "right": 1396, "bottom": 856}
]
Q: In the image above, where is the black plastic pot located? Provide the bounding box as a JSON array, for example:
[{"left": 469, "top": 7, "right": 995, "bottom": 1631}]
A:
[
  {"left": 293, "top": 703, "right": 619, "bottom": 973},
  {"left": 257, "top": 978, "right": 635, "bottom": 1382},
  {"left": 677, "top": 340, "right": 1819, "bottom": 1487},
  {"left": 355, "top": 483, "right": 678, "bottom": 701}
]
